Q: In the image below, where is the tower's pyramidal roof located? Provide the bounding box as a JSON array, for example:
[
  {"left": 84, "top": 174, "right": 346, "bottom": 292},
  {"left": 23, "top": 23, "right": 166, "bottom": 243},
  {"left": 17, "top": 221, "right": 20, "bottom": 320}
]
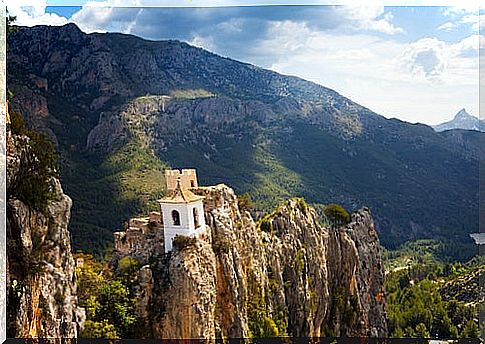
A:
[{"left": 158, "top": 178, "right": 204, "bottom": 204}]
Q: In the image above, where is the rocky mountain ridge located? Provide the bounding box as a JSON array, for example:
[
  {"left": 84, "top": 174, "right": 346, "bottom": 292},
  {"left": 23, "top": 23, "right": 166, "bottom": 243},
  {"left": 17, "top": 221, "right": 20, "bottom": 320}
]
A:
[
  {"left": 112, "top": 184, "right": 388, "bottom": 338},
  {"left": 7, "top": 23, "right": 481, "bottom": 258}
]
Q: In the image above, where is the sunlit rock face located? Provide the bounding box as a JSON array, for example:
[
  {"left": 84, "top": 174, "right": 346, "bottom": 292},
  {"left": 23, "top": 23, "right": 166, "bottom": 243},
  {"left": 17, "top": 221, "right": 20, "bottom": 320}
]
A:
[{"left": 114, "top": 184, "right": 387, "bottom": 339}]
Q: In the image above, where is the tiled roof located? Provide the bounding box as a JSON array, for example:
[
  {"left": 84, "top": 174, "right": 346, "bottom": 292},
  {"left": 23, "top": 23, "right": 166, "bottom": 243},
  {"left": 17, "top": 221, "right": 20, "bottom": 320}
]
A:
[{"left": 158, "top": 179, "right": 204, "bottom": 204}]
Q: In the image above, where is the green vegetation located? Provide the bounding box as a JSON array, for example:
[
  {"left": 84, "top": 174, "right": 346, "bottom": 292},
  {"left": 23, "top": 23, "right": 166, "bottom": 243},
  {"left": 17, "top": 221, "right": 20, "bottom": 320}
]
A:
[
  {"left": 211, "top": 233, "right": 231, "bottom": 255},
  {"left": 246, "top": 270, "right": 287, "bottom": 337},
  {"left": 75, "top": 253, "right": 138, "bottom": 339},
  {"left": 323, "top": 204, "right": 350, "bottom": 229},
  {"left": 237, "top": 192, "right": 254, "bottom": 212},
  {"left": 258, "top": 211, "right": 278, "bottom": 233},
  {"left": 169, "top": 89, "right": 215, "bottom": 99},
  {"left": 8, "top": 112, "right": 58, "bottom": 211},
  {"left": 64, "top": 136, "right": 168, "bottom": 256},
  {"left": 10, "top": 111, "right": 25, "bottom": 135},
  {"left": 82, "top": 320, "right": 118, "bottom": 339},
  {"left": 172, "top": 235, "right": 197, "bottom": 250},
  {"left": 295, "top": 198, "right": 308, "bottom": 215},
  {"left": 385, "top": 245, "right": 482, "bottom": 339}
]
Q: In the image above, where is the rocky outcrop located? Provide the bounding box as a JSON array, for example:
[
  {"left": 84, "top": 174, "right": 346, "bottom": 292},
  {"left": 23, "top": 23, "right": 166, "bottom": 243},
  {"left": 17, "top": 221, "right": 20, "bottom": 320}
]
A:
[
  {"left": 114, "top": 184, "right": 387, "bottom": 339},
  {"left": 6, "top": 132, "right": 85, "bottom": 338}
]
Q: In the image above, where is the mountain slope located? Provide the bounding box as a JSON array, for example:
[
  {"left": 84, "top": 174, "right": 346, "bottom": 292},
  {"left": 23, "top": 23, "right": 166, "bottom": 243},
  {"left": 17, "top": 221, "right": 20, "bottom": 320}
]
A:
[
  {"left": 7, "top": 23, "right": 481, "bottom": 256},
  {"left": 433, "top": 109, "right": 484, "bottom": 132}
]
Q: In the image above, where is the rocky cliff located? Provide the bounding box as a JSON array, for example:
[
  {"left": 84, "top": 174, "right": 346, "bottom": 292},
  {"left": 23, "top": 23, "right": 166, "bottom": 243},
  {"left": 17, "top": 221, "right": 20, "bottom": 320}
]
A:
[
  {"left": 6, "top": 131, "right": 85, "bottom": 338},
  {"left": 113, "top": 184, "right": 387, "bottom": 338}
]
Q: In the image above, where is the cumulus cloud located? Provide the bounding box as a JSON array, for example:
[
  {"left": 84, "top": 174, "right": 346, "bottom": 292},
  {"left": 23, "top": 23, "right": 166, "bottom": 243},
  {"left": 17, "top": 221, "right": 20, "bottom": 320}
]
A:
[
  {"left": 400, "top": 38, "right": 448, "bottom": 83},
  {"left": 437, "top": 21, "right": 456, "bottom": 31},
  {"left": 5, "top": 0, "right": 69, "bottom": 26},
  {"left": 438, "top": 6, "right": 483, "bottom": 32},
  {"left": 399, "top": 35, "right": 479, "bottom": 84},
  {"left": 336, "top": 6, "right": 404, "bottom": 34},
  {"left": 253, "top": 20, "right": 478, "bottom": 123}
]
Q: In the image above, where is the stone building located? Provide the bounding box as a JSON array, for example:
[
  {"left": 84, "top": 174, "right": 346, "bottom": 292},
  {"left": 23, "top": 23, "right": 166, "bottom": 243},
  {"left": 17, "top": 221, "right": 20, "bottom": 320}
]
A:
[
  {"left": 165, "top": 168, "right": 198, "bottom": 192},
  {"left": 113, "top": 169, "right": 207, "bottom": 259}
]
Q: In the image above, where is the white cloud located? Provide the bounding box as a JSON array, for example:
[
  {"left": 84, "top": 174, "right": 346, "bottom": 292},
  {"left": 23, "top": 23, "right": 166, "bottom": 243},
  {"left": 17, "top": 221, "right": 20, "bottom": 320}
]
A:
[
  {"left": 437, "top": 21, "right": 455, "bottom": 31},
  {"left": 336, "top": 6, "right": 404, "bottom": 34},
  {"left": 399, "top": 38, "right": 448, "bottom": 83},
  {"left": 5, "top": 0, "right": 69, "bottom": 26},
  {"left": 438, "top": 6, "right": 483, "bottom": 32},
  {"left": 189, "top": 35, "right": 217, "bottom": 51},
  {"left": 70, "top": 3, "right": 144, "bottom": 33},
  {"left": 254, "top": 20, "right": 478, "bottom": 124}
]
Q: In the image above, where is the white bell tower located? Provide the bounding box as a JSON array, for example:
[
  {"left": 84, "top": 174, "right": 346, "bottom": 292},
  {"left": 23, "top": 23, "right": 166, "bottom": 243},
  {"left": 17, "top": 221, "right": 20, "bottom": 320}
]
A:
[{"left": 158, "top": 169, "right": 206, "bottom": 253}]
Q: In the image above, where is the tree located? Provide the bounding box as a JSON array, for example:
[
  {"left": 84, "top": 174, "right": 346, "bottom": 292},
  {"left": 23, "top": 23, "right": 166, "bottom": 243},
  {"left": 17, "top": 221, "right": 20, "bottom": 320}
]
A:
[
  {"left": 116, "top": 256, "right": 140, "bottom": 286},
  {"left": 324, "top": 203, "right": 351, "bottom": 229},
  {"left": 96, "top": 280, "right": 137, "bottom": 337}
]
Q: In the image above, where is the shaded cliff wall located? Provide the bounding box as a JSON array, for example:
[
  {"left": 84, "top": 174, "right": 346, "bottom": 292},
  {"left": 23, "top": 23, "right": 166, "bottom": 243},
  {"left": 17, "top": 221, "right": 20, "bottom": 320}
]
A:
[{"left": 6, "top": 132, "right": 85, "bottom": 338}]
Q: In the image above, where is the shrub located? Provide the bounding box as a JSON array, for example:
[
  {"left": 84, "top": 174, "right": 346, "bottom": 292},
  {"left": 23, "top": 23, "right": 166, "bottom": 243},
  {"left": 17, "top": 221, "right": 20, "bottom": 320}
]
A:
[
  {"left": 323, "top": 204, "right": 351, "bottom": 229},
  {"left": 295, "top": 198, "right": 308, "bottom": 214},
  {"left": 246, "top": 270, "right": 283, "bottom": 337},
  {"left": 237, "top": 192, "right": 254, "bottom": 211},
  {"left": 10, "top": 111, "right": 25, "bottom": 135},
  {"left": 212, "top": 235, "right": 230, "bottom": 255},
  {"left": 11, "top": 128, "right": 58, "bottom": 211},
  {"left": 97, "top": 280, "right": 137, "bottom": 337},
  {"left": 172, "top": 235, "right": 197, "bottom": 250},
  {"left": 258, "top": 213, "right": 276, "bottom": 232},
  {"left": 81, "top": 320, "right": 119, "bottom": 339},
  {"left": 116, "top": 256, "right": 140, "bottom": 286}
]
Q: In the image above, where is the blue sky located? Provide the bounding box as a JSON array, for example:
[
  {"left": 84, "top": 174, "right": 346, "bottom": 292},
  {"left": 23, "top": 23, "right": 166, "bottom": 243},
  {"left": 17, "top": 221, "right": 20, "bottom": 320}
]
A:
[{"left": 6, "top": 1, "right": 483, "bottom": 124}]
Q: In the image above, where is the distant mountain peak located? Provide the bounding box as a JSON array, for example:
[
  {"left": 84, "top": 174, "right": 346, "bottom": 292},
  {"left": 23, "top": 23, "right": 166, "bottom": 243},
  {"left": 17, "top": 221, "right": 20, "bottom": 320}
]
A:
[
  {"left": 455, "top": 108, "right": 470, "bottom": 119},
  {"left": 433, "top": 109, "right": 483, "bottom": 132}
]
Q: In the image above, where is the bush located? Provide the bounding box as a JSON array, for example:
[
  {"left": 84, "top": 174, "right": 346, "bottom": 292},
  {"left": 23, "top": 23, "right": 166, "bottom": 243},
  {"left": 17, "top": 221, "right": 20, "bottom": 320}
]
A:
[
  {"left": 324, "top": 203, "right": 351, "bottom": 229},
  {"left": 172, "top": 235, "right": 197, "bottom": 250},
  {"left": 9, "top": 121, "right": 59, "bottom": 211},
  {"left": 116, "top": 256, "right": 140, "bottom": 286},
  {"left": 10, "top": 111, "right": 25, "bottom": 135},
  {"left": 81, "top": 320, "right": 119, "bottom": 339},
  {"left": 295, "top": 198, "right": 308, "bottom": 214},
  {"left": 246, "top": 270, "right": 284, "bottom": 337},
  {"left": 212, "top": 235, "right": 230, "bottom": 255},
  {"left": 97, "top": 280, "right": 138, "bottom": 337},
  {"left": 237, "top": 192, "right": 254, "bottom": 211}
]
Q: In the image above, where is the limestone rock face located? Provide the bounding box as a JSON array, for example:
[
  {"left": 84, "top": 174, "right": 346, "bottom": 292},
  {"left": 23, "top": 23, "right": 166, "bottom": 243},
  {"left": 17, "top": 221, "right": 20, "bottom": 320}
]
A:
[
  {"left": 114, "top": 184, "right": 387, "bottom": 339},
  {"left": 6, "top": 133, "right": 85, "bottom": 338}
]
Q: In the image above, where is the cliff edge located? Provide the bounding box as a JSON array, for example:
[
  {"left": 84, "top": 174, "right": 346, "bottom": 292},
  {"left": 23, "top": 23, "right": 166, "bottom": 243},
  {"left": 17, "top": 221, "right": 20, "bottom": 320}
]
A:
[
  {"left": 6, "top": 130, "right": 85, "bottom": 338},
  {"left": 113, "top": 184, "right": 387, "bottom": 338}
]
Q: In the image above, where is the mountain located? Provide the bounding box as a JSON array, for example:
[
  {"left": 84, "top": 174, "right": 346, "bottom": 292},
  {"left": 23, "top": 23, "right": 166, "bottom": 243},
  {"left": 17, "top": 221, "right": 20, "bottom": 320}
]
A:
[
  {"left": 7, "top": 23, "right": 481, "bottom": 257},
  {"left": 433, "top": 109, "right": 484, "bottom": 132}
]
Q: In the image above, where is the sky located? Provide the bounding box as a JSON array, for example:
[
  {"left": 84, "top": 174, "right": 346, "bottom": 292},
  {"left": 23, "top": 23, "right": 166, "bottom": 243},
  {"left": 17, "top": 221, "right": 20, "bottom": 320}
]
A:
[{"left": 5, "top": 0, "right": 484, "bottom": 125}]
